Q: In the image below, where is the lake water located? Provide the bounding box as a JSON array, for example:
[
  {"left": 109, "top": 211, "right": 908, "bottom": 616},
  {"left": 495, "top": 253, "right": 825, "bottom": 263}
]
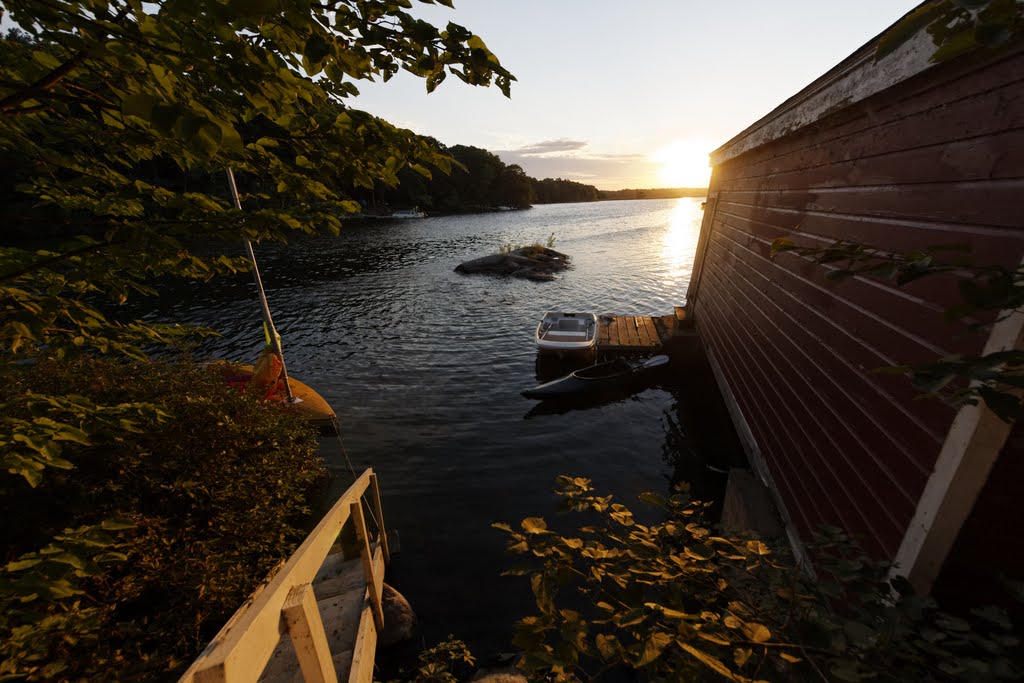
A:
[{"left": 146, "top": 197, "right": 744, "bottom": 660}]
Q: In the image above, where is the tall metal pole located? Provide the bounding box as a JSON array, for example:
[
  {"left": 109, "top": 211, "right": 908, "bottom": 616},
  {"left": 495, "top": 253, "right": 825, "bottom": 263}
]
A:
[{"left": 226, "top": 167, "right": 296, "bottom": 402}]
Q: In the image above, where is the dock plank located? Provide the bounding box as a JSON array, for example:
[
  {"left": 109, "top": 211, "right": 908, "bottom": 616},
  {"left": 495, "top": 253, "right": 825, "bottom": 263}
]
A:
[
  {"left": 627, "top": 317, "right": 641, "bottom": 347},
  {"left": 641, "top": 316, "right": 659, "bottom": 346},
  {"left": 635, "top": 317, "right": 652, "bottom": 346},
  {"left": 615, "top": 317, "right": 629, "bottom": 348},
  {"left": 595, "top": 315, "right": 664, "bottom": 353},
  {"left": 605, "top": 318, "right": 619, "bottom": 347}
]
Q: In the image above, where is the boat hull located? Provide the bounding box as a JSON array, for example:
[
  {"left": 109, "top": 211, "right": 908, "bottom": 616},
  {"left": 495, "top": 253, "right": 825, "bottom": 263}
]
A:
[
  {"left": 522, "top": 355, "right": 669, "bottom": 399},
  {"left": 210, "top": 362, "right": 337, "bottom": 431},
  {"left": 535, "top": 311, "right": 598, "bottom": 354}
]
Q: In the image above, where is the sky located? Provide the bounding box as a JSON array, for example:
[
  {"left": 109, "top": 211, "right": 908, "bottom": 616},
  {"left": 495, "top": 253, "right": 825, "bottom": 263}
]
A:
[{"left": 353, "top": 0, "right": 923, "bottom": 190}]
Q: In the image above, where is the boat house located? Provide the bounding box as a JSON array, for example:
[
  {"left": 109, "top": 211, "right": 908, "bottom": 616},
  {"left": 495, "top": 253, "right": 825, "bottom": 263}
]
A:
[{"left": 687, "top": 7, "right": 1023, "bottom": 600}]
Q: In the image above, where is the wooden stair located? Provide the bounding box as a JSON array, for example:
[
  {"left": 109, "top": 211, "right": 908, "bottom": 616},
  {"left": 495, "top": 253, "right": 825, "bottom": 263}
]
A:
[{"left": 179, "top": 470, "right": 390, "bottom": 683}]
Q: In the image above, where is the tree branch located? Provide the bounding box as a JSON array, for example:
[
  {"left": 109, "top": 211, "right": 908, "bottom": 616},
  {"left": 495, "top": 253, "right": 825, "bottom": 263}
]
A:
[{"left": 0, "top": 49, "right": 90, "bottom": 113}]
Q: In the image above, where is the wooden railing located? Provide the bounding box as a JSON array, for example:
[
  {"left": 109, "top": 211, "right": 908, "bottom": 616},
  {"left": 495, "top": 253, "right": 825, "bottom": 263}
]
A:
[{"left": 179, "top": 469, "right": 391, "bottom": 683}]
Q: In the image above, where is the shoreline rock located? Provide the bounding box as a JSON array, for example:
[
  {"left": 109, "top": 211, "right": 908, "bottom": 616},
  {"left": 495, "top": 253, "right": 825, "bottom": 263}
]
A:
[{"left": 454, "top": 246, "right": 570, "bottom": 282}]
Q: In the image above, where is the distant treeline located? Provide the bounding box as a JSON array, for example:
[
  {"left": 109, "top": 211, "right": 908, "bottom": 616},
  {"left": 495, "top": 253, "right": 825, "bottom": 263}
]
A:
[
  {"left": 598, "top": 187, "right": 708, "bottom": 200},
  {"left": 365, "top": 143, "right": 599, "bottom": 213}
]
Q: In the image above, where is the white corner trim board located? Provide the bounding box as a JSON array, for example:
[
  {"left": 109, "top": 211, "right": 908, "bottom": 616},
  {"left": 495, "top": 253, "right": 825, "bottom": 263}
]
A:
[{"left": 892, "top": 298, "right": 1024, "bottom": 595}]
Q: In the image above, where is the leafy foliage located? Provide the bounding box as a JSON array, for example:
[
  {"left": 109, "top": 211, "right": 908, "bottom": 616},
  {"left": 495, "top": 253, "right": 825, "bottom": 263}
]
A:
[
  {"left": 0, "top": 4, "right": 512, "bottom": 674},
  {"left": 497, "top": 237, "right": 556, "bottom": 257},
  {"left": 385, "top": 635, "right": 477, "bottom": 683},
  {"left": 1, "top": 0, "right": 514, "bottom": 359},
  {"left": 371, "top": 142, "right": 604, "bottom": 213},
  {"left": 0, "top": 356, "right": 325, "bottom": 680},
  {"left": 497, "top": 476, "right": 1022, "bottom": 682},
  {"left": 770, "top": 238, "right": 1024, "bottom": 421},
  {"left": 375, "top": 144, "right": 540, "bottom": 212}
]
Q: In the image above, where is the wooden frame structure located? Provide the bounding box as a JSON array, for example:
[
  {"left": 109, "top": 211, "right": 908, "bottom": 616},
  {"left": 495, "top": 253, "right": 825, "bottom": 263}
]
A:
[
  {"left": 179, "top": 469, "right": 390, "bottom": 683},
  {"left": 596, "top": 315, "right": 663, "bottom": 352}
]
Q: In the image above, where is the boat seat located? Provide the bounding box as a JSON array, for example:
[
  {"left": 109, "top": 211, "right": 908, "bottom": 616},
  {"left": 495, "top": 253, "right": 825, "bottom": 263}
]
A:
[
  {"left": 544, "top": 331, "right": 588, "bottom": 340},
  {"left": 556, "top": 320, "right": 584, "bottom": 331}
]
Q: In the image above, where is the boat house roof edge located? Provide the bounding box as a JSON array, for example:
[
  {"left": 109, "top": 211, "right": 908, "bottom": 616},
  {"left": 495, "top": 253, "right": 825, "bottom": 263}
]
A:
[{"left": 710, "top": 3, "right": 938, "bottom": 166}]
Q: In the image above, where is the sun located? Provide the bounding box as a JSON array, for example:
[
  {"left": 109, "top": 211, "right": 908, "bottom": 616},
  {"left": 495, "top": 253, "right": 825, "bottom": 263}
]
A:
[{"left": 651, "top": 139, "right": 714, "bottom": 188}]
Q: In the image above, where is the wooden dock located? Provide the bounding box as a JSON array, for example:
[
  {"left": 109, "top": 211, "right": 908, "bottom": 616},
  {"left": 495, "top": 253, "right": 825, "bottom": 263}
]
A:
[
  {"left": 179, "top": 469, "right": 390, "bottom": 683},
  {"left": 596, "top": 315, "right": 667, "bottom": 353}
]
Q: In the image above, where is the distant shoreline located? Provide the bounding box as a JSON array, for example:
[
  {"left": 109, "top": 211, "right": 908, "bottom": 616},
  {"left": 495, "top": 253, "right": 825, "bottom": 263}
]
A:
[{"left": 597, "top": 187, "right": 708, "bottom": 201}]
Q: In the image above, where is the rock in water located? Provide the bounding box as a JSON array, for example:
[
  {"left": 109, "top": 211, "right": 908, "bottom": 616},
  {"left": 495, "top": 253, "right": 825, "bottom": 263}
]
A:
[
  {"left": 455, "top": 246, "right": 570, "bottom": 281},
  {"left": 379, "top": 583, "right": 416, "bottom": 646}
]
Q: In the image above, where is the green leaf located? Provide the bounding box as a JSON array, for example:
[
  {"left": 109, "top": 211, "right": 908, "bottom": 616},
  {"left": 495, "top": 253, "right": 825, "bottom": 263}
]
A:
[
  {"left": 6, "top": 558, "right": 43, "bottom": 571},
  {"left": 121, "top": 93, "right": 160, "bottom": 122},
  {"left": 595, "top": 633, "right": 621, "bottom": 661},
  {"left": 743, "top": 622, "right": 771, "bottom": 643},
  {"left": 636, "top": 632, "right": 672, "bottom": 666},
  {"left": 615, "top": 608, "right": 647, "bottom": 628},
  {"left": 745, "top": 540, "right": 771, "bottom": 555},
  {"left": 521, "top": 517, "right": 549, "bottom": 534},
  {"left": 530, "top": 574, "right": 555, "bottom": 615},
  {"left": 219, "top": 122, "right": 245, "bottom": 155},
  {"left": 679, "top": 642, "right": 736, "bottom": 679},
  {"left": 100, "top": 518, "right": 136, "bottom": 531}
]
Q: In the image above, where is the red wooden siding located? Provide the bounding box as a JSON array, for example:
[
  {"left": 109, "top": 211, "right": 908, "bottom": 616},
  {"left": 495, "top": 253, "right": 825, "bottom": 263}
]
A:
[{"left": 692, "top": 45, "right": 1024, "bottom": 558}]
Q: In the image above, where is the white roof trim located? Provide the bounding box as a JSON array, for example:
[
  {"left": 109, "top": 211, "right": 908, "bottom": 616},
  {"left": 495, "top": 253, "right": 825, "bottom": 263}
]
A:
[{"left": 711, "top": 25, "right": 937, "bottom": 166}]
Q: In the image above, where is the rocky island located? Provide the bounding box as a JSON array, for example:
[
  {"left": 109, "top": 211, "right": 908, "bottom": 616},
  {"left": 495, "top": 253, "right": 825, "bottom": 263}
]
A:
[{"left": 454, "top": 245, "right": 570, "bottom": 282}]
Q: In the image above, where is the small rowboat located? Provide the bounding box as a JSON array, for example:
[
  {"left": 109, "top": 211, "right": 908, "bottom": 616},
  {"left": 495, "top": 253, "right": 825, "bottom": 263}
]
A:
[
  {"left": 210, "top": 360, "right": 336, "bottom": 432},
  {"left": 522, "top": 354, "right": 670, "bottom": 399},
  {"left": 535, "top": 311, "right": 597, "bottom": 354}
]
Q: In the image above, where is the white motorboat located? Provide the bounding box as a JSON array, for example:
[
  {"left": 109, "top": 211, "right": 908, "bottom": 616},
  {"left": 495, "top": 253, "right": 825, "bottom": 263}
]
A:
[
  {"left": 535, "top": 311, "right": 598, "bottom": 354},
  {"left": 391, "top": 208, "right": 426, "bottom": 218}
]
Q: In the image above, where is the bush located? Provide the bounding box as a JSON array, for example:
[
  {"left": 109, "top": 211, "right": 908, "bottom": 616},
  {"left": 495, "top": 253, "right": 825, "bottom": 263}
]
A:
[
  {"left": 497, "top": 476, "right": 1022, "bottom": 682},
  {"left": 0, "top": 356, "right": 327, "bottom": 680}
]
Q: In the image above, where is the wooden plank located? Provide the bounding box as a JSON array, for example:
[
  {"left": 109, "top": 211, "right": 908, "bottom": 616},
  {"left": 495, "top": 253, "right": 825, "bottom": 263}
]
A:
[
  {"left": 186, "top": 470, "right": 373, "bottom": 683},
  {"left": 620, "top": 317, "right": 633, "bottom": 347},
  {"left": 705, "top": 231, "right": 954, "bottom": 448},
  {"left": 711, "top": 204, "right": 1018, "bottom": 325},
  {"left": 720, "top": 128, "right": 1024, "bottom": 193},
  {"left": 369, "top": 474, "right": 390, "bottom": 566},
  {"left": 714, "top": 201, "right": 1023, "bottom": 284},
  {"left": 351, "top": 503, "right": 384, "bottom": 631},
  {"left": 699, "top": 310, "right": 842, "bottom": 539},
  {"left": 630, "top": 317, "right": 644, "bottom": 346},
  {"left": 605, "top": 318, "right": 619, "bottom": 348},
  {"left": 711, "top": 218, "right": 983, "bottom": 364},
  {"left": 642, "top": 317, "right": 661, "bottom": 347},
  {"left": 699, "top": 284, "right": 907, "bottom": 556},
  {"left": 715, "top": 54, "right": 1024, "bottom": 178},
  {"left": 347, "top": 601, "right": 377, "bottom": 683},
  {"left": 615, "top": 316, "right": 629, "bottom": 348},
  {"left": 634, "top": 316, "right": 651, "bottom": 346},
  {"left": 700, "top": 260, "right": 929, "bottom": 508},
  {"left": 721, "top": 180, "right": 1024, "bottom": 230},
  {"left": 282, "top": 584, "right": 338, "bottom": 683},
  {"left": 370, "top": 547, "right": 384, "bottom": 621}
]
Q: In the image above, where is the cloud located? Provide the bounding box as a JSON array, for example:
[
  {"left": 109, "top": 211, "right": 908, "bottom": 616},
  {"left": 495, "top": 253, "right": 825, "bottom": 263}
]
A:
[
  {"left": 510, "top": 138, "right": 588, "bottom": 157},
  {"left": 492, "top": 139, "right": 655, "bottom": 189},
  {"left": 494, "top": 151, "right": 660, "bottom": 190}
]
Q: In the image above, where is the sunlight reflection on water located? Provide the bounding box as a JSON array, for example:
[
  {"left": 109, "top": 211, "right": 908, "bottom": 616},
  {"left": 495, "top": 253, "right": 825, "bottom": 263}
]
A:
[{"left": 663, "top": 198, "right": 704, "bottom": 293}]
